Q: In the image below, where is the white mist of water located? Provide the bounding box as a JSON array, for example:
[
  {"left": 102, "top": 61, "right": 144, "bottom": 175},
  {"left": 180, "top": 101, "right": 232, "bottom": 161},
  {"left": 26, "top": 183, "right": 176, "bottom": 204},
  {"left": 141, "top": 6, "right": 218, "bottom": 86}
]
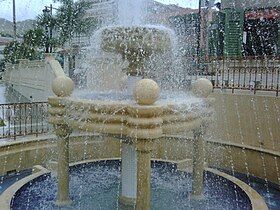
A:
[{"left": 117, "top": 0, "right": 149, "bottom": 25}]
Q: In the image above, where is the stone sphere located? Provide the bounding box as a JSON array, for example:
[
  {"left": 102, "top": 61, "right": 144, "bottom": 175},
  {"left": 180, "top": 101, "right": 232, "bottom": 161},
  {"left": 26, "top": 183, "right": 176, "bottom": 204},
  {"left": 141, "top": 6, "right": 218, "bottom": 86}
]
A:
[
  {"left": 133, "top": 79, "right": 160, "bottom": 105},
  {"left": 192, "top": 78, "right": 213, "bottom": 98},
  {"left": 52, "top": 76, "right": 74, "bottom": 97}
]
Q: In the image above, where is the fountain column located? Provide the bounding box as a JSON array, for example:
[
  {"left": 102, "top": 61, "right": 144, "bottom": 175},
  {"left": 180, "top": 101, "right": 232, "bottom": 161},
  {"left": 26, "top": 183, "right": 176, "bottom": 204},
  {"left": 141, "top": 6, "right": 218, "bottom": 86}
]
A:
[
  {"left": 191, "top": 125, "right": 205, "bottom": 198},
  {"left": 48, "top": 74, "right": 74, "bottom": 206},
  {"left": 119, "top": 140, "right": 137, "bottom": 207},
  {"left": 131, "top": 79, "right": 162, "bottom": 210},
  {"left": 55, "top": 124, "right": 72, "bottom": 206},
  {"left": 136, "top": 139, "right": 153, "bottom": 210},
  {"left": 190, "top": 78, "right": 213, "bottom": 199}
]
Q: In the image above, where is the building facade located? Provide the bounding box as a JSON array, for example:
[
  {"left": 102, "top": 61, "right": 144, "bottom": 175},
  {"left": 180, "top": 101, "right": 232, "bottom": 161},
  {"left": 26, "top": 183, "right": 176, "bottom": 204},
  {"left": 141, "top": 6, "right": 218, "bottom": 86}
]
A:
[{"left": 221, "top": 0, "right": 280, "bottom": 57}]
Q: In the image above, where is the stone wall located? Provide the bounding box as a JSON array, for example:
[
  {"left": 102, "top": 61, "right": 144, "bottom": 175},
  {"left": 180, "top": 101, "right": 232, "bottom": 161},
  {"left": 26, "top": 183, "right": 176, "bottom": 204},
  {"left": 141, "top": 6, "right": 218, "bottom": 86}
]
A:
[
  {"left": 0, "top": 135, "right": 121, "bottom": 176},
  {"left": 209, "top": 93, "right": 280, "bottom": 151},
  {"left": 3, "top": 59, "right": 56, "bottom": 102}
]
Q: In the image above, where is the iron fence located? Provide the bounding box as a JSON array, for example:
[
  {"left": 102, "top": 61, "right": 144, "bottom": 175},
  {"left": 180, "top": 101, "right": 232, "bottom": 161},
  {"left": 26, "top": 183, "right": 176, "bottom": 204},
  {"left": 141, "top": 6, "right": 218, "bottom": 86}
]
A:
[
  {"left": 188, "top": 56, "right": 280, "bottom": 96},
  {"left": 0, "top": 102, "right": 51, "bottom": 140}
]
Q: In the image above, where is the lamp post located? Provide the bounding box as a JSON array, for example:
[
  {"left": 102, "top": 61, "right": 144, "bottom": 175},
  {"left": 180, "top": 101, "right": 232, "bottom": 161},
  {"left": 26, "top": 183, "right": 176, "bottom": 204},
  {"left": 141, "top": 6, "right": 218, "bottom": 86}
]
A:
[
  {"left": 42, "top": 6, "right": 51, "bottom": 53},
  {"left": 42, "top": 4, "right": 56, "bottom": 53},
  {"left": 50, "top": 4, "right": 53, "bottom": 53}
]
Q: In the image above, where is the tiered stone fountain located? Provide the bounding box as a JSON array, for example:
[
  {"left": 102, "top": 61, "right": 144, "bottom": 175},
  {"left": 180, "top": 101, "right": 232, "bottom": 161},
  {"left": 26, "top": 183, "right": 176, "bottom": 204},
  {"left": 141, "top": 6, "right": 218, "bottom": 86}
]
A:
[{"left": 49, "top": 25, "right": 213, "bottom": 210}]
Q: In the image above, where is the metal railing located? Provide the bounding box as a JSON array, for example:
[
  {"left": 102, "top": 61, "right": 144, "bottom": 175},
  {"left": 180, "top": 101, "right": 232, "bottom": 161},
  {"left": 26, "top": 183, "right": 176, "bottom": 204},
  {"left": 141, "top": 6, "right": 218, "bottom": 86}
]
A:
[
  {"left": 189, "top": 56, "right": 280, "bottom": 96},
  {"left": 0, "top": 102, "right": 51, "bottom": 140}
]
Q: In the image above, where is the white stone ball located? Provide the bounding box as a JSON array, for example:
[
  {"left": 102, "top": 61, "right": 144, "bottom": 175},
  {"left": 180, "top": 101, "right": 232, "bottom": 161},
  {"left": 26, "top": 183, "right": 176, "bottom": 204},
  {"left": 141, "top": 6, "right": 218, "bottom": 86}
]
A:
[
  {"left": 52, "top": 76, "right": 74, "bottom": 97},
  {"left": 133, "top": 79, "right": 160, "bottom": 105},
  {"left": 192, "top": 78, "right": 213, "bottom": 98}
]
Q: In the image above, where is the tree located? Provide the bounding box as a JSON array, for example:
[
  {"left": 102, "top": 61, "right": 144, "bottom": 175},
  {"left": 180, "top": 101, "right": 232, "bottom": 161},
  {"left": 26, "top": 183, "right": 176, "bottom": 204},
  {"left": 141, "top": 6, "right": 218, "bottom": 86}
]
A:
[
  {"left": 23, "top": 28, "right": 45, "bottom": 48},
  {"left": 3, "top": 1, "right": 96, "bottom": 65},
  {"left": 0, "top": 32, "right": 13, "bottom": 38},
  {"left": 0, "top": 59, "right": 5, "bottom": 72},
  {"left": 53, "top": 0, "right": 96, "bottom": 45},
  {"left": 49, "top": 0, "right": 97, "bottom": 78},
  {"left": 3, "top": 27, "right": 50, "bottom": 64},
  {"left": 3, "top": 41, "right": 40, "bottom": 63}
]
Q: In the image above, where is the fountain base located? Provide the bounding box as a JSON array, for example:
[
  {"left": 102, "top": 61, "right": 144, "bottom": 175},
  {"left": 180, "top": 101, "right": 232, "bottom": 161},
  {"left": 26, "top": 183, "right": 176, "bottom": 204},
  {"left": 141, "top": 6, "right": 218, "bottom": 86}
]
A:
[
  {"left": 119, "top": 196, "right": 136, "bottom": 207},
  {"left": 11, "top": 160, "right": 252, "bottom": 210},
  {"left": 55, "top": 199, "right": 72, "bottom": 207}
]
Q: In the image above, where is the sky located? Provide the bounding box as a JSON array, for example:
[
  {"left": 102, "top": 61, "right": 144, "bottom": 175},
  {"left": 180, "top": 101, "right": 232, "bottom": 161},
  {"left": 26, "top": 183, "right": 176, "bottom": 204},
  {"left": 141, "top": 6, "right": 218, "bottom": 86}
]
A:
[{"left": 0, "top": 0, "right": 200, "bottom": 21}]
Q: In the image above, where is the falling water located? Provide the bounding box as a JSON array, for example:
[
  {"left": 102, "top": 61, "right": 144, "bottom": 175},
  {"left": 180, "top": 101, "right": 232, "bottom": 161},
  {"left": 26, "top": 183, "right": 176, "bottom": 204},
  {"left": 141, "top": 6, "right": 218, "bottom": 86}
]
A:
[
  {"left": 234, "top": 98, "right": 251, "bottom": 183},
  {"left": 251, "top": 97, "right": 271, "bottom": 203},
  {"left": 273, "top": 100, "right": 280, "bottom": 186},
  {"left": 219, "top": 95, "right": 240, "bottom": 207}
]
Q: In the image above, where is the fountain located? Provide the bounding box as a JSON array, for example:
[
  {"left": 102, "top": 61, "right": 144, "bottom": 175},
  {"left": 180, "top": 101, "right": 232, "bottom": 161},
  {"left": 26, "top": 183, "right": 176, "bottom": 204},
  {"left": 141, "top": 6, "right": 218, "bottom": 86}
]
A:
[
  {"left": 46, "top": 3, "right": 215, "bottom": 207},
  {"left": 1, "top": 0, "right": 277, "bottom": 210}
]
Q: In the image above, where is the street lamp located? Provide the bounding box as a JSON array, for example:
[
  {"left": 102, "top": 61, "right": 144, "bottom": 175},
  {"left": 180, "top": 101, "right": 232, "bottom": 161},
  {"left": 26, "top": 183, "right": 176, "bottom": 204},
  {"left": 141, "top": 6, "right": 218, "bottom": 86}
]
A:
[
  {"left": 42, "top": 4, "right": 57, "bottom": 53},
  {"left": 42, "top": 6, "right": 51, "bottom": 53}
]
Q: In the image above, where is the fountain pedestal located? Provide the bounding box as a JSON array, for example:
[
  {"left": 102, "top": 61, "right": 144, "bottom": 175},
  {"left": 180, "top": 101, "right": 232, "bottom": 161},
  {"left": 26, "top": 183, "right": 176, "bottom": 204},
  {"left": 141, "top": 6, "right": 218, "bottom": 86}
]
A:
[
  {"left": 49, "top": 75, "right": 74, "bottom": 206},
  {"left": 119, "top": 141, "right": 137, "bottom": 206},
  {"left": 55, "top": 124, "right": 72, "bottom": 206},
  {"left": 191, "top": 125, "right": 205, "bottom": 199},
  {"left": 136, "top": 139, "right": 153, "bottom": 210},
  {"left": 190, "top": 78, "right": 213, "bottom": 199}
]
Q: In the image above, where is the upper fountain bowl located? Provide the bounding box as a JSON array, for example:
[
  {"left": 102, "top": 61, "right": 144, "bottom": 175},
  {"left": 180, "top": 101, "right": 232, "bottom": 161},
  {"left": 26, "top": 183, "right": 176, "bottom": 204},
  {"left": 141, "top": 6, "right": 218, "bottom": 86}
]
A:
[{"left": 100, "top": 26, "right": 172, "bottom": 76}]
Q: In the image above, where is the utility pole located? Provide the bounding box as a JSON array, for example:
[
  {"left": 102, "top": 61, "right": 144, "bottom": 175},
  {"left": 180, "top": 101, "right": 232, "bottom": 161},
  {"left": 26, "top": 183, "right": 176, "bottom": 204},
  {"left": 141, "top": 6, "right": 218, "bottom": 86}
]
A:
[
  {"left": 50, "top": 4, "right": 53, "bottom": 53},
  {"left": 197, "top": 0, "right": 202, "bottom": 74},
  {"left": 12, "top": 0, "right": 16, "bottom": 39}
]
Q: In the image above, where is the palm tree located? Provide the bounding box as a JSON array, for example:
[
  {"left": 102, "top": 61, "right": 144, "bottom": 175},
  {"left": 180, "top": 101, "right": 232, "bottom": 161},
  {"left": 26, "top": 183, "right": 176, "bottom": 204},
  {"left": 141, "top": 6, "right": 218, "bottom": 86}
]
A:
[
  {"left": 23, "top": 28, "right": 45, "bottom": 48},
  {"left": 53, "top": 0, "right": 96, "bottom": 45},
  {"left": 52, "top": 0, "right": 96, "bottom": 78},
  {"left": 3, "top": 40, "right": 40, "bottom": 64}
]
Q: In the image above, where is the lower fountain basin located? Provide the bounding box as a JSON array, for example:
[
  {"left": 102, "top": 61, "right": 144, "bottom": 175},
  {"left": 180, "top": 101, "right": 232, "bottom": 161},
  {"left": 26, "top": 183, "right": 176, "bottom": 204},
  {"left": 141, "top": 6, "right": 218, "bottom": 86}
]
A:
[{"left": 12, "top": 160, "right": 251, "bottom": 210}]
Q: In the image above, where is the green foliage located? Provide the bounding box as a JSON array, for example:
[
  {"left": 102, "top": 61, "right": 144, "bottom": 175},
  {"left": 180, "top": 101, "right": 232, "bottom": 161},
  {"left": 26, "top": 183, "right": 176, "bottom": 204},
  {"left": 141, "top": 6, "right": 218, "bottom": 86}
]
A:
[
  {"left": 0, "top": 32, "right": 13, "bottom": 38},
  {"left": 53, "top": 0, "right": 96, "bottom": 44},
  {"left": 3, "top": 41, "right": 40, "bottom": 64},
  {"left": 36, "top": 12, "right": 56, "bottom": 30},
  {"left": 0, "top": 118, "right": 5, "bottom": 127},
  {"left": 3, "top": 0, "right": 97, "bottom": 64},
  {"left": 3, "top": 28, "right": 48, "bottom": 63},
  {"left": 23, "top": 28, "right": 45, "bottom": 48},
  {"left": 0, "top": 59, "right": 5, "bottom": 71},
  {"left": 34, "top": 0, "right": 96, "bottom": 48}
]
